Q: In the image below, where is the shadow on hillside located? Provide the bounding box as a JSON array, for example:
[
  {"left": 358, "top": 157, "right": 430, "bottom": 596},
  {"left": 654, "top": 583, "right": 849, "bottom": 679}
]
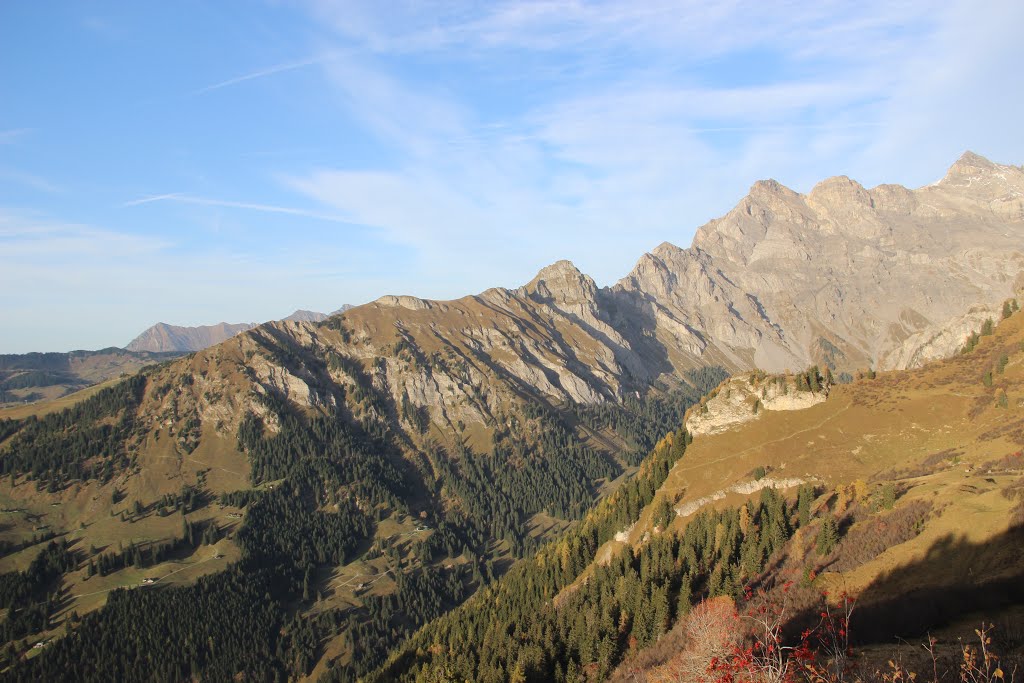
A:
[{"left": 794, "top": 522, "right": 1024, "bottom": 644}]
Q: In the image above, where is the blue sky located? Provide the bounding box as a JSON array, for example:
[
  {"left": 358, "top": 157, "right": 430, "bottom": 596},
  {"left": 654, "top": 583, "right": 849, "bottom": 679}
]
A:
[{"left": 2, "top": 0, "right": 1023, "bottom": 353}]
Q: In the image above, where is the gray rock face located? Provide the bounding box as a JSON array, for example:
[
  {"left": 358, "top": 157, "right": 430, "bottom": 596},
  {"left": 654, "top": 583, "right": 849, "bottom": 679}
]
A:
[
  {"left": 133, "top": 153, "right": 1024, "bottom": 444},
  {"left": 612, "top": 151, "right": 1024, "bottom": 375},
  {"left": 249, "top": 152, "right": 1023, "bottom": 433}
]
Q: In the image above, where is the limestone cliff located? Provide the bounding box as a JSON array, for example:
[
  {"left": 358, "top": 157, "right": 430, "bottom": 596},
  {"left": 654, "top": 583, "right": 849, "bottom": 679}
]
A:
[
  {"left": 122, "top": 153, "right": 1024, "bottom": 452},
  {"left": 613, "top": 151, "right": 1024, "bottom": 374}
]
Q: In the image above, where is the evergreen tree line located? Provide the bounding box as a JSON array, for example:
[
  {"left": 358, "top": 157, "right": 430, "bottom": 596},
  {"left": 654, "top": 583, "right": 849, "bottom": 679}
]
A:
[
  {"left": 5, "top": 567, "right": 291, "bottom": 682},
  {"left": 0, "top": 540, "right": 74, "bottom": 609},
  {"left": 0, "top": 374, "right": 147, "bottom": 484},
  {"left": 431, "top": 408, "right": 618, "bottom": 558},
  {"left": 1, "top": 343, "right": 718, "bottom": 679},
  {"left": 0, "top": 370, "right": 80, "bottom": 391},
  {"left": 153, "top": 483, "right": 206, "bottom": 516},
  {"left": 2, "top": 385, "right": 412, "bottom": 681},
  {"left": 370, "top": 480, "right": 811, "bottom": 683},
  {"left": 84, "top": 521, "right": 212, "bottom": 579},
  {"left": 0, "top": 531, "right": 58, "bottom": 562},
  {"left": 234, "top": 391, "right": 416, "bottom": 568},
  {"left": 369, "top": 429, "right": 693, "bottom": 682},
  {"left": 573, "top": 367, "right": 728, "bottom": 464},
  {"left": 0, "top": 419, "right": 22, "bottom": 444},
  {"left": 0, "top": 540, "right": 75, "bottom": 645},
  {"left": 324, "top": 564, "right": 471, "bottom": 682}
]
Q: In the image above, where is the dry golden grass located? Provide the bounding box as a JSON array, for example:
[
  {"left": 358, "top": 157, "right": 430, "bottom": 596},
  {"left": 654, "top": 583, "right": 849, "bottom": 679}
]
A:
[
  {"left": 657, "top": 309, "right": 1024, "bottom": 528},
  {"left": 609, "top": 308, "right": 1024, "bottom": 672}
]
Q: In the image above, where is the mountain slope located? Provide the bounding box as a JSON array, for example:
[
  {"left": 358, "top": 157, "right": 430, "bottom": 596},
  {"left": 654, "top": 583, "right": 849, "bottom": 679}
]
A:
[
  {"left": 121, "top": 152, "right": 1024, "bottom": 422},
  {"left": 365, "top": 299, "right": 1024, "bottom": 682},
  {"left": 0, "top": 305, "right": 718, "bottom": 681},
  {"left": 1, "top": 152, "right": 1022, "bottom": 681},
  {"left": 284, "top": 310, "right": 329, "bottom": 323},
  {"left": 125, "top": 310, "right": 338, "bottom": 352},
  {"left": 125, "top": 321, "right": 258, "bottom": 353},
  {"left": 0, "top": 347, "right": 182, "bottom": 407}
]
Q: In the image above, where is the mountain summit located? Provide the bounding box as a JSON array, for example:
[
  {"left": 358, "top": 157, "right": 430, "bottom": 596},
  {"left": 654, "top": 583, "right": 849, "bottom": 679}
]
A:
[
  {"left": 613, "top": 151, "right": 1024, "bottom": 373},
  {"left": 118, "top": 152, "right": 1023, "bottom": 417},
  {"left": 125, "top": 321, "right": 257, "bottom": 353}
]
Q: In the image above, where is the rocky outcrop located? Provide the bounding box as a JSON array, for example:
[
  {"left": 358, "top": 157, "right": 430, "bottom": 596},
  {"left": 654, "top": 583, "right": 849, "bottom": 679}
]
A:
[
  {"left": 684, "top": 374, "right": 828, "bottom": 437},
  {"left": 675, "top": 476, "right": 809, "bottom": 517}
]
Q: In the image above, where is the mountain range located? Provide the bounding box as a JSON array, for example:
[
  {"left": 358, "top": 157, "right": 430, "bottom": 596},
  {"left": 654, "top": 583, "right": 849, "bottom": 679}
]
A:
[
  {"left": 1, "top": 152, "right": 1022, "bottom": 681},
  {"left": 123, "top": 308, "right": 354, "bottom": 353},
  {"left": 0, "top": 348, "right": 182, "bottom": 409},
  {"left": 171, "top": 151, "right": 1021, "bottom": 441}
]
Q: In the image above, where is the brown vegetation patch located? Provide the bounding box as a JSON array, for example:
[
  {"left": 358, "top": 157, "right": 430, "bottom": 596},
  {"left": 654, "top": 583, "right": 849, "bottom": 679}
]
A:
[
  {"left": 968, "top": 393, "right": 994, "bottom": 419},
  {"left": 873, "top": 449, "right": 962, "bottom": 481},
  {"left": 982, "top": 451, "right": 1024, "bottom": 473},
  {"left": 828, "top": 500, "right": 932, "bottom": 573},
  {"left": 628, "top": 597, "right": 740, "bottom": 683},
  {"left": 978, "top": 419, "right": 1024, "bottom": 446}
]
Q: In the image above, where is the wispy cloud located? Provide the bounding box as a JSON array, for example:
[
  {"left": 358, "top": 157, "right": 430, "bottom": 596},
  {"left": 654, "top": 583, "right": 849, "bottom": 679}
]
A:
[
  {"left": 190, "top": 53, "right": 341, "bottom": 95},
  {"left": 307, "top": 0, "right": 935, "bottom": 63},
  {"left": 281, "top": 0, "right": 1021, "bottom": 288},
  {"left": 4, "top": 0, "right": 1022, "bottom": 352},
  {"left": 0, "top": 207, "right": 374, "bottom": 352},
  {"left": 122, "top": 193, "right": 354, "bottom": 224},
  {"left": 0, "top": 211, "right": 170, "bottom": 256}
]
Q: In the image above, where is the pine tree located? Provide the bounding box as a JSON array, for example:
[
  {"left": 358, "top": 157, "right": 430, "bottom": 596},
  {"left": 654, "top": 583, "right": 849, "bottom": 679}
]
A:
[
  {"left": 302, "top": 567, "right": 313, "bottom": 602},
  {"left": 676, "top": 576, "right": 692, "bottom": 617},
  {"left": 808, "top": 366, "right": 821, "bottom": 392},
  {"left": 651, "top": 585, "right": 670, "bottom": 640},
  {"left": 798, "top": 484, "right": 813, "bottom": 527},
  {"left": 816, "top": 515, "right": 838, "bottom": 556},
  {"left": 652, "top": 496, "right": 675, "bottom": 530}
]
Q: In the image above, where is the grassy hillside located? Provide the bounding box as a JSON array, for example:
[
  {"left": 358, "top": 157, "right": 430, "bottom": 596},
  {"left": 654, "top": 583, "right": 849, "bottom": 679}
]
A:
[
  {"left": 360, "top": 301, "right": 1024, "bottom": 682},
  {"left": 0, "top": 348, "right": 182, "bottom": 408},
  {"left": 0, "top": 313, "right": 724, "bottom": 680},
  {"left": 2, "top": 293, "right": 1020, "bottom": 680}
]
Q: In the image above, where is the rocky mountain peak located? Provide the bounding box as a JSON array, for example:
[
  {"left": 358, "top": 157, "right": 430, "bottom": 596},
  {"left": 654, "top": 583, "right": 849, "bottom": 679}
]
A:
[
  {"left": 936, "top": 151, "right": 1024, "bottom": 216},
  {"left": 125, "top": 321, "right": 257, "bottom": 353},
  {"left": 522, "top": 259, "right": 598, "bottom": 307},
  {"left": 807, "top": 175, "right": 872, "bottom": 209},
  {"left": 614, "top": 152, "right": 1022, "bottom": 374},
  {"left": 749, "top": 178, "right": 794, "bottom": 198},
  {"left": 651, "top": 241, "right": 685, "bottom": 259},
  {"left": 943, "top": 150, "right": 998, "bottom": 180},
  {"left": 374, "top": 295, "right": 432, "bottom": 311},
  {"left": 283, "top": 309, "right": 328, "bottom": 323}
]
